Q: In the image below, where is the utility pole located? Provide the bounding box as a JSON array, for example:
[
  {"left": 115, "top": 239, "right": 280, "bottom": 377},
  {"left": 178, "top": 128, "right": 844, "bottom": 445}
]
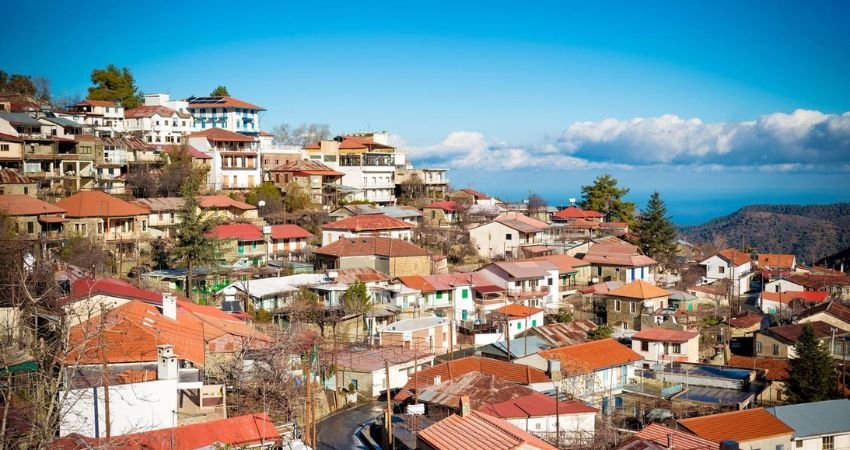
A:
[
  {"left": 98, "top": 305, "right": 112, "bottom": 438},
  {"left": 304, "top": 361, "right": 312, "bottom": 448},
  {"left": 555, "top": 384, "right": 561, "bottom": 448},
  {"left": 385, "top": 360, "right": 393, "bottom": 448}
]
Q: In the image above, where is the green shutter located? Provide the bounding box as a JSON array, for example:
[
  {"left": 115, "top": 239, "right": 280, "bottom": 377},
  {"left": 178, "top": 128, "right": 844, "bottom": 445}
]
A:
[
  {"left": 517, "top": 322, "right": 522, "bottom": 330},
  {"left": 462, "top": 288, "right": 468, "bottom": 299},
  {"left": 532, "top": 319, "right": 537, "bottom": 327}
]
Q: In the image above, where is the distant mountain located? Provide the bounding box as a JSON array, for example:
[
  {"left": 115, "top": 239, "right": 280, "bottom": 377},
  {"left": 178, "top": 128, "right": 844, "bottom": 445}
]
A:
[{"left": 678, "top": 203, "right": 850, "bottom": 264}]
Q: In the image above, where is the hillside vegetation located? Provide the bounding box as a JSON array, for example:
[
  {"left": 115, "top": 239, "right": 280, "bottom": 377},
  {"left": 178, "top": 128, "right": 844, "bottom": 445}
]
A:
[{"left": 679, "top": 203, "right": 850, "bottom": 263}]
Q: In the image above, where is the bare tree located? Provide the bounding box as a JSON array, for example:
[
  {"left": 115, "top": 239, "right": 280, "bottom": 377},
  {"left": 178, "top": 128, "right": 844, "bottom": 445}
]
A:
[{"left": 272, "top": 122, "right": 332, "bottom": 146}]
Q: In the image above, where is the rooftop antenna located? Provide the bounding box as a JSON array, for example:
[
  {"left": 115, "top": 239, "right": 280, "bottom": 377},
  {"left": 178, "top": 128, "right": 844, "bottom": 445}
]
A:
[{"left": 569, "top": 198, "right": 576, "bottom": 206}]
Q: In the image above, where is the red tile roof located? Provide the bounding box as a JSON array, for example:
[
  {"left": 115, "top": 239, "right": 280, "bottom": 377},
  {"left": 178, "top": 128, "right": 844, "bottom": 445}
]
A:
[
  {"left": 322, "top": 214, "right": 412, "bottom": 231},
  {"left": 0, "top": 194, "right": 66, "bottom": 216},
  {"left": 55, "top": 413, "right": 279, "bottom": 450},
  {"left": 797, "top": 300, "right": 850, "bottom": 323},
  {"left": 493, "top": 304, "right": 544, "bottom": 319},
  {"left": 418, "top": 411, "right": 556, "bottom": 450},
  {"left": 56, "top": 191, "right": 148, "bottom": 218},
  {"left": 398, "top": 356, "right": 550, "bottom": 397},
  {"left": 166, "top": 145, "right": 212, "bottom": 160},
  {"left": 0, "top": 132, "right": 22, "bottom": 142},
  {"left": 553, "top": 206, "right": 604, "bottom": 220},
  {"left": 760, "top": 290, "right": 829, "bottom": 305},
  {"left": 678, "top": 408, "right": 793, "bottom": 443},
  {"left": 209, "top": 223, "right": 263, "bottom": 241},
  {"left": 124, "top": 105, "right": 191, "bottom": 119},
  {"left": 188, "top": 127, "right": 256, "bottom": 142},
  {"left": 538, "top": 339, "right": 642, "bottom": 373},
  {"left": 729, "top": 311, "right": 765, "bottom": 329},
  {"left": 726, "top": 356, "right": 790, "bottom": 381},
  {"left": 785, "top": 274, "right": 850, "bottom": 289},
  {"left": 186, "top": 96, "right": 265, "bottom": 110},
  {"left": 583, "top": 243, "right": 657, "bottom": 267},
  {"left": 424, "top": 200, "right": 461, "bottom": 212},
  {"left": 270, "top": 224, "right": 313, "bottom": 240},
  {"left": 606, "top": 280, "right": 670, "bottom": 300},
  {"left": 716, "top": 248, "right": 751, "bottom": 267},
  {"left": 338, "top": 137, "right": 368, "bottom": 149},
  {"left": 758, "top": 253, "right": 795, "bottom": 269},
  {"left": 527, "top": 254, "right": 590, "bottom": 272},
  {"left": 302, "top": 142, "right": 321, "bottom": 149},
  {"left": 270, "top": 159, "right": 344, "bottom": 176},
  {"left": 632, "top": 328, "right": 699, "bottom": 343},
  {"left": 761, "top": 321, "right": 845, "bottom": 344},
  {"left": 397, "top": 275, "right": 436, "bottom": 292},
  {"left": 69, "top": 277, "right": 172, "bottom": 304},
  {"left": 634, "top": 423, "right": 719, "bottom": 450},
  {"left": 458, "top": 188, "right": 491, "bottom": 200},
  {"left": 315, "top": 237, "right": 428, "bottom": 258},
  {"left": 198, "top": 195, "right": 256, "bottom": 210},
  {"left": 478, "top": 392, "right": 597, "bottom": 419},
  {"left": 76, "top": 99, "right": 117, "bottom": 107}
]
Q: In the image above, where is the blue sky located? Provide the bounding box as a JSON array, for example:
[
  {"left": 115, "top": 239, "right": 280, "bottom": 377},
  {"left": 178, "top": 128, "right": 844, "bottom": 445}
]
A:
[{"left": 2, "top": 1, "right": 849, "bottom": 223}]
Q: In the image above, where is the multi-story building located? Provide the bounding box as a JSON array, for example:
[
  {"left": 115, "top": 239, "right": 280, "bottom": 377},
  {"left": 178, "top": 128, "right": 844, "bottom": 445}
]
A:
[
  {"left": 0, "top": 194, "right": 67, "bottom": 241},
  {"left": 187, "top": 128, "right": 261, "bottom": 191},
  {"left": 63, "top": 100, "right": 125, "bottom": 137},
  {"left": 124, "top": 95, "right": 193, "bottom": 145},
  {"left": 395, "top": 167, "right": 449, "bottom": 201},
  {"left": 186, "top": 96, "right": 264, "bottom": 136},
  {"left": 268, "top": 159, "right": 344, "bottom": 208},
  {"left": 303, "top": 132, "right": 397, "bottom": 205}
]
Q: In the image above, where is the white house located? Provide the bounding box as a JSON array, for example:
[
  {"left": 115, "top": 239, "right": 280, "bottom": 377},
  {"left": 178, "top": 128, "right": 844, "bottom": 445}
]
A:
[
  {"left": 186, "top": 95, "right": 265, "bottom": 135},
  {"left": 491, "top": 304, "right": 545, "bottom": 339},
  {"left": 631, "top": 328, "right": 700, "bottom": 363},
  {"left": 767, "top": 399, "right": 850, "bottom": 450},
  {"left": 700, "top": 248, "right": 753, "bottom": 296},
  {"left": 64, "top": 100, "right": 125, "bottom": 137},
  {"left": 469, "top": 213, "right": 549, "bottom": 259},
  {"left": 478, "top": 260, "right": 561, "bottom": 310},
  {"left": 379, "top": 316, "right": 456, "bottom": 354},
  {"left": 333, "top": 346, "right": 435, "bottom": 398},
  {"left": 764, "top": 278, "right": 806, "bottom": 293},
  {"left": 124, "top": 95, "right": 193, "bottom": 145},
  {"left": 320, "top": 214, "right": 413, "bottom": 246},
  {"left": 186, "top": 128, "right": 262, "bottom": 190},
  {"left": 477, "top": 392, "right": 597, "bottom": 445}
]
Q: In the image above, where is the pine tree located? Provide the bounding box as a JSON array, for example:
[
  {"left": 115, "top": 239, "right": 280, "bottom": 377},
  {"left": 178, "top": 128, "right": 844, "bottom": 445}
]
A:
[
  {"left": 579, "top": 174, "right": 636, "bottom": 224},
  {"left": 786, "top": 323, "right": 837, "bottom": 403},
  {"left": 635, "top": 192, "right": 678, "bottom": 264},
  {"left": 210, "top": 85, "right": 230, "bottom": 96},
  {"left": 87, "top": 64, "right": 143, "bottom": 109},
  {"left": 171, "top": 175, "right": 219, "bottom": 300}
]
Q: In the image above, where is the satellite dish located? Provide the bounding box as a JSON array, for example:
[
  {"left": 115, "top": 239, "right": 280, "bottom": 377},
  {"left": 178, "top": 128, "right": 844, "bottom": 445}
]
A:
[{"left": 258, "top": 200, "right": 266, "bottom": 207}]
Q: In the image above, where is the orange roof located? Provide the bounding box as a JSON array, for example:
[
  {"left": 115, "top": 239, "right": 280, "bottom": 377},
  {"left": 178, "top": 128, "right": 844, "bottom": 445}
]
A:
[
  {"left": 527, "top": 254, "right": 590, "bottom": 272},
  {"left": 208, "top": 223, "right": 263, "bottom": 241},
  {"left": 315, "top": 237, "right": 428, "bottom": 258},
  {"left": 399, "top": 356, "right": 550, "bottom": 395},
  {"left": 56, "top": 191, "right": 148, "bottom": 218},
  {"left": 338, "top": 137, "right": 368, "bottom": 149},
  {"left": 538, "top": 339, "right": 641, "bottom": 373},
  {"left": 198, "top": 195, "right": 256, "bottom": 210},
  {"left": 634, "top": 423, "right": 718, "bottom": 450},
  {"left": 418, "top": 411, "right": 556, "bottom": 450},
  {"left": 758, "top": 253, "right": 795, "bottom": 268},
  {"left": 583, "top": 243, "right": 657, "bottom": 267},
  {"left": 606, "top": 280, "right": 670, "bottom": 299},
  {"left": 632, "top": 328, "right": 699, "bottom": 343},
  {"left": 124, "top": 105, "right": 191, "bottom": 119},
  {"left": 188, "top": 127, "right": 256, "bottom": 142},
  {"left": 493, "top": 304, "right": 544, "bottom": 319},
  {"left": 77, "top": 99, "right": 117, "bottom": 107},
  {"left": 270, "top": 159, "right": 344, "bottom": 176},
  {"left": 553, "top": 205, "right": 604, "bottom": 220},
  {"left": 186, "top": 96, "right": 265, "bottom": 110},
  {"left": 424, "top": 200, "right": 461, "bottom": 212},
  {"left": 397, "top": 275, "right": 436, "bottom": 292},
  {"left": 716, "top": 248, "right": 750, "bottom": 266},
  {"left": 760, "top": 290, "right": 829, "bottom": 305},
  {"left": 726, "top": 356, "right": 790, "bottom": 381},
  {"left": 322, "top": 214, "right": 412, "bottom": 231},
  {"left": 270, "top": 224, "right": 313, "bottom": 240},
  {"left": 678, "top": 408, "right": 793, "bottom": 443},
  {"left": 0, "top": 194, "right": 66, "bottom": 216}
]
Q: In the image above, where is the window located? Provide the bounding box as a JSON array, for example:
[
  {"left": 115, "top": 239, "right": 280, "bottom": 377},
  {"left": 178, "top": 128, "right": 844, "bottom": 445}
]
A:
[
  {"left": 141, "top": 220, "right": 147, "bottom": 232},
  {"left": 26, "top": 221, "right": 34, "bottom": 234},
  {"left": 718, "top": 266, "right": 725, "bottom": 274},
  {"left": 614, "top": 300, "right": 621, "bottom": 312},
  {"left": 641, "top": 341, "right": 649, "bottom": 352},
  {"left": 772, "top": 344, "right": 779, "bottom": 356},
  {"left": 548, "top": 278, "right": 553, "bottom": 286},
  {"left": 515, "top": 281, "right": 521, "bottom": 287},
  {"left": 671, "top": 343, "right": 681, "bottom": 353},
  {"left": 756, "top": 340, "right": 763, "bottom": 354},
  {"left": 461, "top": 288, "right": 468, "bottom": 299},
  {"left": 775, "top": 445, "right": 784, "bottom": 450},
  {"left": 629, "top": 302, "right": 636, "bottom": 314},
  {"left": 823, "top": 436, "right": 834, "bottom": 450},
  {"left": 505, "top": 234, "right": 512, "bottom": 240},
  {"left": 535, "top": 422, "right": 542, "bottom": 430},
  {"left": 0, "top": 144, "right": 9, "bottom": 151},
  {"left": 597, "top": 266, "right": 603, "bottom": 276},
  {"left": 795, "top": 441, "right": 802, "bottom": 448},
  {"left": 97, "top": 222, "right": 103, "bottom": 234},
  {"left": 517, "top": 322, "right": 522, "bottom": 330},
  {"left": 436, "top": 292, "right": 443, "bottom": 300}
]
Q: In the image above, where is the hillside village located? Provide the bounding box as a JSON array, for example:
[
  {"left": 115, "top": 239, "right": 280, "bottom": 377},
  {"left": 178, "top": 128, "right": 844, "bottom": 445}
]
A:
[{"left": 1, "top": 76, "right": 850, "bottom": 450}]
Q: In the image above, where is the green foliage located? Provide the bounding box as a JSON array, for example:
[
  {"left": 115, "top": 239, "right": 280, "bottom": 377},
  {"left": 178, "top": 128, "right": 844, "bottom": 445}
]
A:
[
  {"left": 284, "top": 182, "right": 313, "bottom": 212},
  {"left": 635, "top": 192, "right": 678, "bottom": 263},
  {"left": 87, "top": 64, "right": 143, "bottom": 109},
  {"left": 342, "top": 281, "right": 371, "bottom": 315},
  {"left": 579, "top": 174, "right": 636, "bottom": 224},
  {"left": 60, "top": 235, "right": 110, "bottom": 276},
  {"left": 170, "top": 175, "right": 220, "bottom": 298},
  {"left": 547, "top": 309, "right": 573, "bottom": 324},
  {"left": 588, "top": 324, "right": 613, "bottom": 341},
  {"left": 0, "top": 69, "right": 50, "bottom": 101},
  {"left": 246, "top": 182, "right": 285, "bottom": 216},
  {"left": 210, "top": 85, "right": 230, "bottom": 96},
  {"left": 252, "top": 308, "right": 273, "bottom": 323},
  {"left": 786, "top": 323, "right": 838, "bottom": 403}
]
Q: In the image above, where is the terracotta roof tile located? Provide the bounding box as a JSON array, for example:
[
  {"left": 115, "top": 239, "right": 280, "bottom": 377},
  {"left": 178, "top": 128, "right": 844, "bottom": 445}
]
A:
[
  {"left": 198, "top": 195, "right": 255, "bottom": 210},
  {"left": 209, "top": 223, "right": 263, "bottom": 241},
  {"left": 634, "top": 423, "right": 718, "bottom": 450},
  {"left": 0, "top": 169, "right": 34, "bottom": 184},
  {"left": 270, "top": 159, "right": 343, "bottom": 176},
  {"left": 632, "top": 328, "right": 699, "bottom": 343},
  {"left": 270, "top": 224, "right": 312, "bottom": 240},
  {"left": 760, "top": 290, "right": 829, "bottom": 305},
  {"left": 758, "top": 253, "right": 795, "bottom": 269},
  {"left": 716, "top": 248, "right": 751, "bottom": 267},
  {"left": 69, "top": 277, "right": 173, "bottom": 304},
  {"left": 538, "top": 339, "right": 642, "bottom": 373},
  {"left": 784, "top": 274, "right": 850, "bottom": 289},
  {"left": 397, "top": 275, "right": 436, "bottom": 292},
  {"left": 726, "top": 356, "right": 790, "bottom": 381},
  {"left": 458, "top": 188, "right": 491, "bottom": 199},
  {"left": 398, "top": 356, "right": 550, "bottom": 398},
  {"left": 493, "top": 304, "right": 544, "bottom": 319},
  {"left": 0, "top": 194, "right": 66, "bottom": 216},
  {"left": 425, "top": 200, "right": 462, "bottom": 212},
  {"left": 478, "top": 392, "right": 597, "bottom": 419},
  {"left": 166, "top": 145, "right": 212, "bottom": 159},
  {"left": 56, "top": 191, "right": 148, "bottom": 218},
  {"left": 418, "top": 410, "right": 556, "bottom": 450},
  {"left": 678, "top": 408, "right": 793, "bottom": 443},
  {"left": 729, "top": 311, "right": 765, "bottom": 328},
  {"left": 315, "top": 237, "right": 428, "bottom": 258},
  {"left": 76, "top": 99, "right": 117, "bottom": 107},
  {"left": 797, "top": 300, "right": 850, "bottom": 323},
  {"left": 761, "top": 321, "right": 846, "bottom": 344},
  {"left": 606, "top": 280, "right": 670, "bottom": 299},
  {"left": 322, "top": 214, "right": 412, "bottom": 231},
  {"left": 553, "top": 206, "right": 604, "bottom": 220},
  {"left": 583, "top": 243, "right": 657, "bottom": 267},
  {"left": 188, "top": 127, "right": 256, "bottom": 142}
]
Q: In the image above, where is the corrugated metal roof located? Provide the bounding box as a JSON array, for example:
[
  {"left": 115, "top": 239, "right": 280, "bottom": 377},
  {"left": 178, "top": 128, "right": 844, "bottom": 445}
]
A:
[
  {"left": 0, "top": 111, "right": 42, "bottom": 126},
  {"left": 768, "top": 399, "right": 850, "bottom": 439}
]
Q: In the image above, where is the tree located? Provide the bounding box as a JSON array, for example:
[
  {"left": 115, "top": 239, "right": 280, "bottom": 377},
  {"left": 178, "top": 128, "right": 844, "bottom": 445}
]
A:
[
  {"left": 342, "top": 281, "right": 371, "bottom": 340},
  {"left": 579, "top": 174, "right": 636, "bottom": 224},
  {"left": 527, "top": 192, "right": 547, "bottom": 219},
  {"left": 284, "top": 182, "right": 313, "bottom": 212},
  {"left": 786, "top": 323, "right": 838, "bottom": 403},
  {"left": 59, "top": 236, "right": 110, "bottom": 276},
  {"left": 246, "top": 182, "right": 285, "bottom": 217},
  {"left": 588, "top": 325, "right": 613, "bottom": 341},
  {"left": 87, "top": 64, "right": 143, "bottom": 109},
  {"left": 159, "top": 145, "right": 207, "bottom": 197},
  {"left": 635, "top": 192, "right": 678, "bottom": 267},
  {"left": 0, "top": 70, "right": 50, "bottom": 101},
  {"left": 272, "top": 122, "right": 332, "bottom": 146},
  {"left": 210, "top": 85, "right": 230, "bottom": 96},
  {"left": 170, "top": 175, "right": 220, "bottom": 299}
]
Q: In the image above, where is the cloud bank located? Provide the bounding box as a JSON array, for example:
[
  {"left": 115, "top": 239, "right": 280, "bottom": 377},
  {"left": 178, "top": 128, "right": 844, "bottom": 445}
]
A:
[{"left": 406, "top": 109, "right": 850, "bottom": 172}]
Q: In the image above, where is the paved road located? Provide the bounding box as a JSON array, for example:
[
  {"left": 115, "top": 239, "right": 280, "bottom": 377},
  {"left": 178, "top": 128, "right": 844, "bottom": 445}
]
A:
[{"left": 316, "top": 400, "right": 383, "bottom": 450}]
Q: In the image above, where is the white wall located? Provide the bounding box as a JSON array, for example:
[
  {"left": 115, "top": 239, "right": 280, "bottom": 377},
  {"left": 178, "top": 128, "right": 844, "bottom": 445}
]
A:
[
  {"left": 794, "top": 433, "right": 850, "bottom": 450},
  {"left": 631, "top": 336, "right": 699, "bottom": 363},
  {"left": 59, "top": 378, "right": 178, "bottom": 437},
  {"left": 702, "top": 255, "right": 751, "bottom": 281},
  {"left": 503, "top": 412, "right": 595, "bottom": 444},
  {"left": 765, "top": 279, "right": 805, "bottom": 293},
  {"left": 470, "top": 221, "right": 520, "bottom": 258}
]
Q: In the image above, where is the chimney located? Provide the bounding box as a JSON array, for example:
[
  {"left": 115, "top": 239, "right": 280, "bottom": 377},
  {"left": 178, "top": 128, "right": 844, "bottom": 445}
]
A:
[
  {"left": 459, "top": 395, "right": 471, "bottom": 417},
  {"left": 156, "top": 344, "right": 178, "bottom": 380},
  {"left": 162, "top": 293, "right": 176, "bottom": 320},
  {"left": 433, "top": 375, "right": 441, "bottom": 385},
  {"left": 547, "top": 359, "right": 562, "bottom": 382}
]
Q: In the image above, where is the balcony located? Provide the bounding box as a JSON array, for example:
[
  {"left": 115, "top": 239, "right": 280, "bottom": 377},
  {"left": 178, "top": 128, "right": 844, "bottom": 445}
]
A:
[{"left": 507, "top": 285, "right": 549, "bottom": 299}]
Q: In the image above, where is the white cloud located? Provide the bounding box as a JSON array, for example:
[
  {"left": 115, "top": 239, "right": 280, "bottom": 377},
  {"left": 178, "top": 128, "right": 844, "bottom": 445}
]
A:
[{"left": 403, "top": 109, "right": 850, "bottom": 172}]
